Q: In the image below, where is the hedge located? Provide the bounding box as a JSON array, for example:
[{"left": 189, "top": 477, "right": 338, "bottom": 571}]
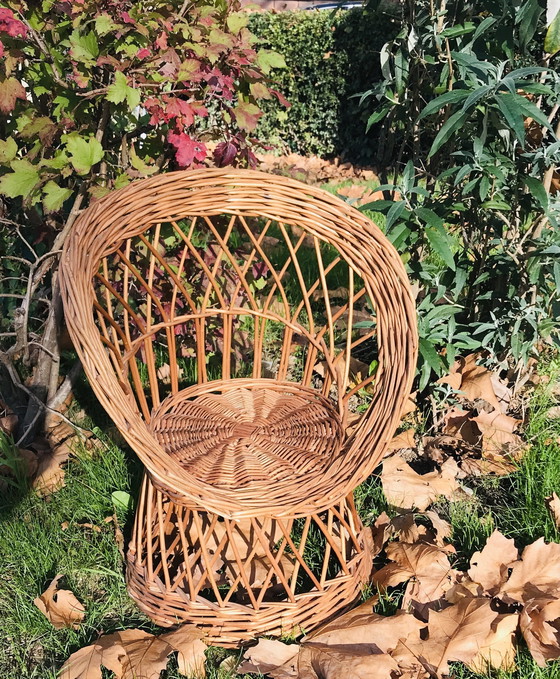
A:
[{"left": 249, "top": 8, "right": 399, "bottom": 161}]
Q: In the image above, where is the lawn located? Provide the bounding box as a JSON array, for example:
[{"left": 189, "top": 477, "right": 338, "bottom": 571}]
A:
[{"left": 1, "top": 355, "right": 559, "bottom": 678}]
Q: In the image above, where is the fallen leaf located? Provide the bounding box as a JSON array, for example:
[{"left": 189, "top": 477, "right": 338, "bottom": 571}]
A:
[
  {"left": 472, "top": 410, "right": 523, "bottom": 458},
  {"left": 457, "top": 354, "right": 502, "bottom": 411},
  {"left": 306, "top": 600, "right": 423, "bottom": 653},
  {"left": 392, "top": 597, "right": 504, "bottom": 677},
  {"left": 468, "top": 531, "right": 519, "bottom": 596},
  {"left": 160, "top": 626, "right": 207, "bottom": 677},
  {"left": 459, "top": 456, "right": 518, "bottom": 476},
  {"left": 520, "top": 597, "right": 560, "bottom": 666},
  {"left": 59, "top": 636, "right": 124, "bottom": 679},
  {"left": 238, "top": 638, "right": 299, "bottom": 677},
  {"left": 546, "top": 492, "right": 560, "bottom": 528},
  {"left": 34, "top": 575, "right": 85, "bottom": 629},
  {"left": 381, "top": 455, "right": 460, "bottom": 511},
  {"left": 467, "top": 612, "right": 519, "bottom": 672},
  {"left": 116, "top": 629, "right": 174, "bottom": 679},
  {"left": 33, "top": 439, "right": 74, "bottom": 496},
  {"left": 0, "top": 413, "right": 18, "bottom": 434},
  {"left": 387, "top": 429, "right": 416, "bottom": 452},
  {"left": 500, "top": 538, "right": 560, "bottom": 604},
  {"left": 545, "top": 406, "right": 560, "bottom": 419},
  {"left": 442, "top": 408, "right": 480, "bottom": 446},
  {"left": 297, "top": 643, "right": 399, "bottom": 679},
  {"left": 374, "top": 542, "right": 456, "bottom": 612}
]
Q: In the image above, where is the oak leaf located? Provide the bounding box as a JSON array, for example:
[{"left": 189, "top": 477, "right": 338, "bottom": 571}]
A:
[
  {"left": 468, "top": 530, "right": 519, "bottom": 596},
  {"left": 34, "top": 575, "right": 85, "bottom": 629},
  {"left": 381, "top": 455, "right": 460, "bottom": 511}
]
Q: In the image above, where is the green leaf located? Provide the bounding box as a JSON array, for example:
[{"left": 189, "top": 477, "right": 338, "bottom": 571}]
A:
[
  {"left": 95, "top": 13, "right": 118, "bottom": 35},
  {"left": 64, "top": 135, "right": 104, "bottom": 175},
  {"left": 0, "top": 159, "right": 40, "bottom": 198},
  {"left": 0, "top": 137, "right": 18, "bottom": 164},
  {"left": 227, "top": 12, "right": 248, "bottom": 34},
  {"left": 106, "top": 71, "right": 140, "bottom": 110},
  {"left": 418, "top": 337, "right": 443, "bottom": 373},
  {"left": 418, "top": 90, "right": 470, "bottom": 120},
  {"left": 112, "top": 491, "right": 133, "bottom": 511},
  {"left": 257, "top": 49, "right": 286, "bottom": 75},
  {"left": 522, "top": 176, "right": 548, "bottom": 209},
  {"left": 428, "top": 110, "right": 468, "bottom": 158},
  {"left": 42, "top": 180, "right": 73, "bottom": 212},
  {"left": 546, "top": 10, "right": 560, "bottom": 54},
  {"left": 425, "top": 223, "right": 456, "bottom": 270},
  {"left": 385, "top": 200, "right": 407, "bottom": 231},
  {"left": 69, "top": 30, "right": 99, "bottom": 64},
  {"left": 494, "top": 93, "right": 527, "bottom": 145}
]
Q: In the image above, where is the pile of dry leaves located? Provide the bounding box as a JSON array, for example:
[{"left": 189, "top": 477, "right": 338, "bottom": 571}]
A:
[{"left": 381, "top": 354, "right": 527, "bottom": 513}]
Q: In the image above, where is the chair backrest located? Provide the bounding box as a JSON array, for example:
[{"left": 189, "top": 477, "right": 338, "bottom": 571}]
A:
[{"left": 60, "top": 169, "right": 417, "bottom": 517}]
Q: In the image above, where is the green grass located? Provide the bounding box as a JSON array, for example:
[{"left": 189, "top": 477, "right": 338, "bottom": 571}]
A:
[{"left": 1, "top": 358, "right": 560, "bottom": 677}]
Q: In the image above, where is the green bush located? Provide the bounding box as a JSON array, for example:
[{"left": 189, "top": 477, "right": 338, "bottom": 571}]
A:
[{"left": 249, "top": 8, "right": 398, "bottom": 160}]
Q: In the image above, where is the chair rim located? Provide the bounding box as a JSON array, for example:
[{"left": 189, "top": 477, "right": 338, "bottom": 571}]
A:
[{"left": 60, "top": 168, "right": 418, "bottom": 518}]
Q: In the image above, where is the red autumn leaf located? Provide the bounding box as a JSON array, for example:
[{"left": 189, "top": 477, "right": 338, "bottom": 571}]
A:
[
  {"left": 167, "top": 131, "right": 207, "bottom": 167},
  {"left": 0, "top": 8, "right": 28, "bottom": 38},
  {"left": 0, "top": 77, "right": 27, "bottom": 113}
]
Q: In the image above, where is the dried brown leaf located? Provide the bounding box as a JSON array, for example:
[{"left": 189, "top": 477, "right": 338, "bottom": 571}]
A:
[
  {"left": 546, "top": 492, "right": 560, "bottom": 528},
  {"left": 307, "top": 601, "right": 423, "bottom": 653},
  {"left": 59, "top": 637, "right": 125, "bottom": 679},
  {"left": 467, "top": 613, "right": 519, "bottom": 673},
  {"left": 442, "top": 408, "right": 480, "bottom": 446},
  {"left": 387, "top": 429, "right": 416, "bottom": 452},
  {"left": 468, "top": 530, "right": 519, "bottom": 596},
  {"left": 33, "top": 439, "right": 74, "bottom": 497},
  {"left": 34, "top": 575, "right": 85, "bottom": 629},
  {"left": 297, "top": 644, "right": 399, "bottom": 679},
  {"left": 374, "top": 542, "right": 456, "bottom": 610},
  {"left": 520, "top": 597, "right": 560, "bottom": 666},
  {"left": 473, "top": 410, "right": 523, "bottom": 458},
  {"left": 160, "top": 626, "right": 207, "bottom": 677},
  {"left": 381, "top": 455, "right": 460, "bottom": 511},
  {"left": 457, "top": 355, "right": 502, "bottom": 411},
  {"left": 238, "top": 638, "right": 299, "bottom": 677},
  {"left": 501, "top": 538, "right": 560, "bottom": 604},
  {"left": 392, "top": 597, "right": 504, "bottom": 677},
  {"left": 116, "top": 629, "right": 173, "bottom": 679}
]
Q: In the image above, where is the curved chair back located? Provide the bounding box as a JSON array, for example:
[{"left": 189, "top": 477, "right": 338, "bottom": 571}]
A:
[{"left": 60, "top": 169, "right": 417, "bottom": 517}]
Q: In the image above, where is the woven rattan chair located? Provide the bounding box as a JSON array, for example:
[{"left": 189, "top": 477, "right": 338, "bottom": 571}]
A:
[{"left": 60, "top": 168, "right": 417, "bottom": 644}]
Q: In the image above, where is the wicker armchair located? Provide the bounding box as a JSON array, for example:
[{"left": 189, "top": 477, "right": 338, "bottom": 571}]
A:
[{"left": 60, "top": 169, "right": 417, "bottom": 644}]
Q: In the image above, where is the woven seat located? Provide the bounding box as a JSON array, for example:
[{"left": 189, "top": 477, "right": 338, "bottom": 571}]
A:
[
  {"left": 60, "top": 168, "right": 417, "bottom": 643},
  {"left": 150, "top": 380, "right": 343, "bottom": 491}
]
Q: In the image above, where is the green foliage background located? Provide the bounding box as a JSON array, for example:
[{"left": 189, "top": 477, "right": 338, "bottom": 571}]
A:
[{"left": 249, "top": 8, "right": 398, "bottom": 160}]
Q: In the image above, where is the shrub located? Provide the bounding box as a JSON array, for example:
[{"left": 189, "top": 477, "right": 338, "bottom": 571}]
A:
[
  {"left": 0, "top": 0, "right": 276, "bottom": 443},
  {"left": 359, "top": 0, "right": 560, "bottom": 388},
  {"left": 249, "top": 7, "right": 398, "bottom": 160}
]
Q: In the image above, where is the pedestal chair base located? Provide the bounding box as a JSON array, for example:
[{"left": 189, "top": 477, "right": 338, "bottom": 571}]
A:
[{"left": 126, "top": 475, "right": 371, "bottom": 646}]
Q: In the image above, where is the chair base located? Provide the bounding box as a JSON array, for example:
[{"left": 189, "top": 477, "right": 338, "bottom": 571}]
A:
[{"left": 126, "top": 474, "right": 371, "bottom": 646}]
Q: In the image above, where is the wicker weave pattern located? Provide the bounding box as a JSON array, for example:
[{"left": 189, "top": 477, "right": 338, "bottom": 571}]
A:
[
  {"left": 60, "top": 168, "right": 418, "bottom": 519},
  {"left": 127, "top": 474, "right": 370, "bottom": 645}
]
